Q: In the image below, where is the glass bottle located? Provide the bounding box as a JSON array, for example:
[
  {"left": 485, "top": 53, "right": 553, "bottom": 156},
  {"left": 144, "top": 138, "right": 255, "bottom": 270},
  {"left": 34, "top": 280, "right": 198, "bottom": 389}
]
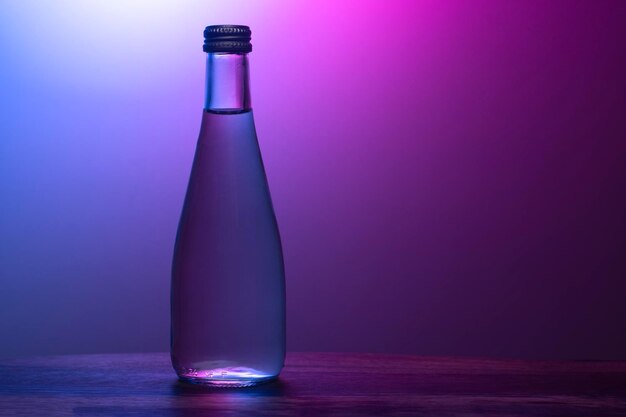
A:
[{"left": 171, "top": 25, "right": 286, "bottom": 387}]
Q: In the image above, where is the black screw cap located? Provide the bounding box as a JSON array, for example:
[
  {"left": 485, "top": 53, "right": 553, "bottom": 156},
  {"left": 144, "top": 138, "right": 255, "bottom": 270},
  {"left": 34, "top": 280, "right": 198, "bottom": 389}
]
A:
[{"left": 203, "top": 25, "right": 252, "bottom": 53}]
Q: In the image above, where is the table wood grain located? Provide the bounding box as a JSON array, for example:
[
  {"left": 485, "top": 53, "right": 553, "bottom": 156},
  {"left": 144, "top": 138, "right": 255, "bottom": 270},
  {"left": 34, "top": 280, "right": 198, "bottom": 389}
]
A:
[{"left": 1, "top": 352, "right": 625, "bottom": 416}]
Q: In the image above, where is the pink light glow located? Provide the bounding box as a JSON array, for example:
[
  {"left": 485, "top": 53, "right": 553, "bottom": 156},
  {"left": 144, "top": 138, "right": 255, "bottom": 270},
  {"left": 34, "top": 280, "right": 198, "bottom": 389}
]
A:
[{"left": 1, "top": 0, "right": 626, "bottom": 360}]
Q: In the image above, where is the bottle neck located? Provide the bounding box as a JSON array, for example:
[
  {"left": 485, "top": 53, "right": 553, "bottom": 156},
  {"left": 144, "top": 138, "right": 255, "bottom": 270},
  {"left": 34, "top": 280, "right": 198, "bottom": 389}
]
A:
[{"left": 204, "top": 52, "right": 251, "bottom": 113}]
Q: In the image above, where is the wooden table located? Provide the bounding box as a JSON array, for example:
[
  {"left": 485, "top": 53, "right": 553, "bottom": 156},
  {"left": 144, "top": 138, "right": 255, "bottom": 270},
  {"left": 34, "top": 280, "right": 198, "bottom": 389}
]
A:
[{"left": 1, "top": 352, "right": 625, "bottom": 416}]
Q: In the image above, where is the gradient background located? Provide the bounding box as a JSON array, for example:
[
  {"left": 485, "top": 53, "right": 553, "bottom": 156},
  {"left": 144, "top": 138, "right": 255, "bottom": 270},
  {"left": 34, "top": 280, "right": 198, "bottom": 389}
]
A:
[{"left": 1, "top": 0, "right": 625, "bottom": 360}]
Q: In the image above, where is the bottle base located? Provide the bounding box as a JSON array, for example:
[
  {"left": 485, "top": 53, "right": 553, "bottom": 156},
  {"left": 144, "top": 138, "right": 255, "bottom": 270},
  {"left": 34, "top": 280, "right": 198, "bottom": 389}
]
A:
[{"left": 176, "top": 367, "right": 278, "bottom": 388}]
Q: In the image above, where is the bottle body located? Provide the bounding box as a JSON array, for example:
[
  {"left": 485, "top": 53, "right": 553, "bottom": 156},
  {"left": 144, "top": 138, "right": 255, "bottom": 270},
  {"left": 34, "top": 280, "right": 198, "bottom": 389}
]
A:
[{"left": 171, "top": 109, "right": 285, "bottom": 386}]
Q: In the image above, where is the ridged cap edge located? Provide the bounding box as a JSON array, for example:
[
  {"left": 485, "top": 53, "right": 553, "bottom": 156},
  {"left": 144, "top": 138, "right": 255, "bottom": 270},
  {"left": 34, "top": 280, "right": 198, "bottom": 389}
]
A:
[{"left": 203, "top": 25, "right": 252, "bottom": 53}]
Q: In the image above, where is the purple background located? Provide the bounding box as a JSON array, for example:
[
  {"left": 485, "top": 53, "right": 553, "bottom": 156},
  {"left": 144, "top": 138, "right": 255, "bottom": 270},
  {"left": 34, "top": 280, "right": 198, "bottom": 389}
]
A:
[{"left": 1, "top": 0, "right": 625, "bottom": 360}]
